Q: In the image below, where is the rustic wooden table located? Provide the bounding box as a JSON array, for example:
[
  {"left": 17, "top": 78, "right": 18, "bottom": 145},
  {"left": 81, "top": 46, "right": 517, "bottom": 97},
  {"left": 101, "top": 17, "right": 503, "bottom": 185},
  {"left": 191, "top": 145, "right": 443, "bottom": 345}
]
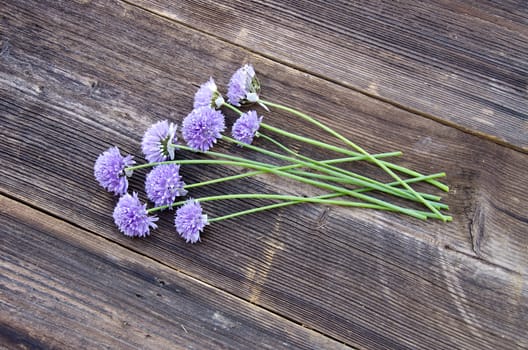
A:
[{"left": 1, "top": 1, "right": 527, "bottom": 349}]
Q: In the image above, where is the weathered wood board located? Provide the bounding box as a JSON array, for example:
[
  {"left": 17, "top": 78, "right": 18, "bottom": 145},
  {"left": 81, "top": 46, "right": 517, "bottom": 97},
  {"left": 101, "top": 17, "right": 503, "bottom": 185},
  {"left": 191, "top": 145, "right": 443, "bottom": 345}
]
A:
[
  {"left": 1, "top": 0, "right": 527, "bottom": 349},
  {"left": 0, "top": 196, "right": 349, "bottom": 349}
]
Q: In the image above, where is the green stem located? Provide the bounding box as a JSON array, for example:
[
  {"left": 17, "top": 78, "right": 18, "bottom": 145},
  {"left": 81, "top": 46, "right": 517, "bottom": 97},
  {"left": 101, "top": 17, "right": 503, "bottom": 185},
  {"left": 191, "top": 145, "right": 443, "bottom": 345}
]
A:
[
  {"left": 177, "top": 146, "right": 447, "bottom": 204},
  {"left": 147, "top": 193, "right": 443, "bottom": 221},
  {"left": 149, "top": 193, "right": 344, "bottom": 214},
  {"left": 258, "top": 132, "right": 443, "bottom": 202},
  {"left": 207, "top": 193, "right": 343, "bottom": 222},
  {"left": 185, "top": 164, "right": 444, "bottom": 204},
  {"left": 182, "top": 142, "right": 448, "bottom": 217},
  {"left": 223, "top": 102, "right": 244, "bottom": 114},
  {"left": 323, "top": 153, "right": 402, "bottom": 164},
  {"left": 259, "top": 100, "right": 440, "bottom": 218},
  {"left": 125, "top": 159, "right": 259, "bottom": 172},
  {"left": 180, "top": 144, "right": 400, "bottom": 169},
  {"left": 262, "top": 122, "right": 449, "bottom": 192},
  {"left": 222, "top": 135, "right": 444, "bottom": 215},
  {"left": 174, "top": 145, "right": 400, "bottom": 191},
  {"left": 128, "top": 159, "right": 308, "bottom": 192},
  {"left": 176, "top": 151, "right": 443, "bottom": 205},
  {"left": 258, "top": 100, "right": 448, "bottom": 193},
  {"left": 148, "top": 193, "right": 383, "bottom": 213},
  {"left": 178, "top": 144, "right": 430, "bottom": 201},
  {"left": 287, "top": 171, "right": 448, "bottom": 208},
  {"left": 179, "top": 145, "right": 399, "bottom": 167},
  {"left": 182, "top": 163, "right": 326, "bottom": 189},
  {"left": 224, "top": 102, "right": 448, "bottom": 217},
  {"left": 132, "top": 158, "right": 439, "bottom": 220}
]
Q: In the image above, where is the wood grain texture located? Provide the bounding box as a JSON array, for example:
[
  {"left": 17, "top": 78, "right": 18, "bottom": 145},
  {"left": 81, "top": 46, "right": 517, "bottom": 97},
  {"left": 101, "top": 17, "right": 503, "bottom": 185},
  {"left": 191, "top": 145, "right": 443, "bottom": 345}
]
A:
[
  {"left": 1, "top": 0, "right": 527, "bottom": 348},
  {"left": 0, "top": 195, "right": 349, "bottom": 350},
  {"left": 128, "top": 0, "right": 528, "bottom": 151}
]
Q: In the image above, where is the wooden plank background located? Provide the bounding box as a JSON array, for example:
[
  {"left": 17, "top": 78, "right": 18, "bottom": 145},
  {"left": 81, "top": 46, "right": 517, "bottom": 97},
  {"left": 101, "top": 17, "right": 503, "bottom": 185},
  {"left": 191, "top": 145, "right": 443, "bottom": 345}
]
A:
[
  {"left": 130, "top": 0, "right": 528, "bottom": 151},
  {"left": 1, "top": 196, "right": 348, "bottom": 349},
  {"left": 1, "top": 0, "right": 527, "bottom": 349}
]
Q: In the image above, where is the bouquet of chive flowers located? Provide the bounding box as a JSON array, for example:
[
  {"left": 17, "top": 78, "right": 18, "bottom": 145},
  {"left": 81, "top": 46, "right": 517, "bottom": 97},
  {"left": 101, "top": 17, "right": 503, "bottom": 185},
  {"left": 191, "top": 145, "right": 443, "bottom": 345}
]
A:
[{"left": 94, "top": 64, "right": 451, "bottom": 243}]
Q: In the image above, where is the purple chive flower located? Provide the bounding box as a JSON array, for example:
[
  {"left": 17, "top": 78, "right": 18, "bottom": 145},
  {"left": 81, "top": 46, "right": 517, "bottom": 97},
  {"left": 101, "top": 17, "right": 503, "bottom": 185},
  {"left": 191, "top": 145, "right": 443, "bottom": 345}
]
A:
[
  {"left": 227, "top": 64, "right": 261, "bottom": 106},
  {"left": 181, "top": 106, "right": 226, "bottom": 152},
  {"left": 145, "top": 164, "right": 188, "bottom": 207},
  {"left": 232, "top": 110, "right": 263, "bottom": 145},
  {"left": 174, "top": 200, "right": 208, "bottom": 244},
  {"left": 113, "top": 192, "right": 158, "bottom": 238},
  {"left": 94, "top": 146, "right": 135, "bottom": 196},
  {"left": 194, "top": 77, "right": 225, "bottom": 109},
  {"left": 141, "top": 120, "right": 178, "bottom": 163}
]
